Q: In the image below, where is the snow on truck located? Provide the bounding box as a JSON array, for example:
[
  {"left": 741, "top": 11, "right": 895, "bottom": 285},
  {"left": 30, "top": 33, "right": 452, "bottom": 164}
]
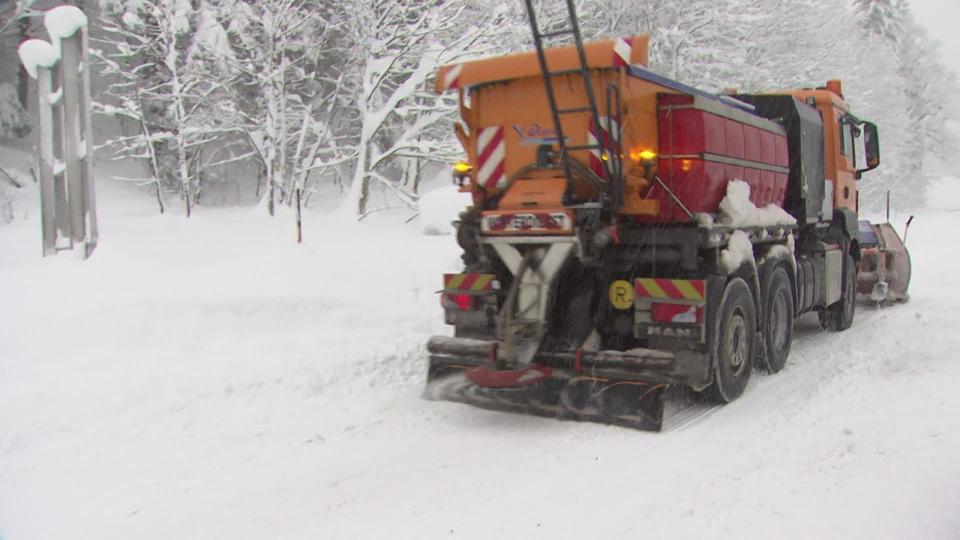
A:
[{"left": 425, "top": 3, "right": 887, "bottom": 430}]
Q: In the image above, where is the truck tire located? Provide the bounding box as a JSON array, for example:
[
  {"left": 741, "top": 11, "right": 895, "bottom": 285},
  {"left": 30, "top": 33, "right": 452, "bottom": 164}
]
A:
[
  {"left": 456, "top": 211, "right": 481, "bottom": 266},
  {"left": 543, "top": 268, "right": 596, "bottom": 351},
  {"left": 704, "top": 277, "right": 756, "bottom": 403},
  {"left": 758, "top": 266, "right": 794, "bottom": 374},
  {"left": 819, "top": 252, "right": 856, "bottom": 331},
  {"left": 548, "top": 287, "right": 594, "bottom": 349}
]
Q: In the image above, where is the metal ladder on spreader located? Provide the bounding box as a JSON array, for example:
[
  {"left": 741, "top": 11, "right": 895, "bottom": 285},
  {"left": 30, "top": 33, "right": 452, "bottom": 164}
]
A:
[{"left": 522, "top": 0, "right": 623, "bottom": 209}]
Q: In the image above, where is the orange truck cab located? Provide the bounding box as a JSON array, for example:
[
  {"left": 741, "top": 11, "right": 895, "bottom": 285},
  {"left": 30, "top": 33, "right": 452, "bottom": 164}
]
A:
[{"left": 785, "top": 80, "right": 879, "bottom": 216}]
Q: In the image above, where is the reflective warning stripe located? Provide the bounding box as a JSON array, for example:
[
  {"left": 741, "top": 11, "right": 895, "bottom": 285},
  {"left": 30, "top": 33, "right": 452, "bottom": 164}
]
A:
[
  {"left": 476, "top": 126, "right": 507, "bottom": 190},
  {"left": 444, "top": 273, "right": 495, "bottom": 292},
  {"left": 635, "top": 278, "right": 705, "bottom": 301},
  {"left": 612, "top": 37, "right": 634, "bottom": 68},
  {"left": 636, "top": 278, "right": 667, "bottom": 299},
  {"left": 588, "top": 116, "right": 620, "bottom": 177},
  {"left": 672, "top": 280, "right": 704, "bottom": 300},
  {"left": 441, "top": 63, "right": 463, "bottom": 91}
]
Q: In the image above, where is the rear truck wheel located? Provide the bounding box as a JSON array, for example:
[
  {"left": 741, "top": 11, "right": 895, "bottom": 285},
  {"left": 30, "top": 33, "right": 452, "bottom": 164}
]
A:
[
  {"left": 541, "top": 268, "right": 596, "bottom": 351},
  {"left": 704, "top": 277, "right": 756, "bottom": 404},
  {"left": 820, "top": 252, "right": 857, "bottom": 331},
  {"left": 551, "top": 288, "right": 594, "bottom": 348},
  {"left": 758, "top": 266, "right": 794, "bottom": 374},
  {"left": 456, "top": 211, "right": 481, "bottom": 266}
]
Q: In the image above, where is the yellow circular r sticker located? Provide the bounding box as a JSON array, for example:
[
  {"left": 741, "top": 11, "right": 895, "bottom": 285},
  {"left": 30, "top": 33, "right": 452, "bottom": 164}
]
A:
[{"left": 608, "top": 280, "right": 634, "bottom": 310}]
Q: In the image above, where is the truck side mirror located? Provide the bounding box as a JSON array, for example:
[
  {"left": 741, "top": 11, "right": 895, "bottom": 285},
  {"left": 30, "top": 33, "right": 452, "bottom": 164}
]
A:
[{"left": 857, "top": 121, "right": 880, "bottom": 179}]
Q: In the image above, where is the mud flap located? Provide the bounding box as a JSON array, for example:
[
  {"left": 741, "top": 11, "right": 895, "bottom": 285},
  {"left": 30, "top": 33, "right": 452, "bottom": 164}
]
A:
[{"left": 425, "top": 362, "right": 666, "bottom": 431}]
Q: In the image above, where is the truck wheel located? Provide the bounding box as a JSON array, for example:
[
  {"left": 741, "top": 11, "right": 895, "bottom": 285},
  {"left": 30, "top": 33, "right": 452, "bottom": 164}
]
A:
[
  {"left": 544, "top": 271, "right": 595, "bottom": 350},
  {"left": 456, "top": 212, "right": 481, "bottom": 266},
  {"left": 553, "top": 288, "right": 594, "bottom": 348},
  {"left": 820, "top": 252, "right": 857, "bottom": 332},
  {"left": 759, "top": 266, "right": 794, "bottom": 374},
  {"left": 704, "top": 278, "right": 755, "bottom": 403}
]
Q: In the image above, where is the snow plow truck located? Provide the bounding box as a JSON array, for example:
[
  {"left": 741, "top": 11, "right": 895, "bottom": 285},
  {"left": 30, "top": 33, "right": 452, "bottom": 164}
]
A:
[{"left": 425, "top": 3, "right": 885, "bottom": 430}]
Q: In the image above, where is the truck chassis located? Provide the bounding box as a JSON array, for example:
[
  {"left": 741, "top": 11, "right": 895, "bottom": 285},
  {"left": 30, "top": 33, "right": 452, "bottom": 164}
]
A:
[{"left": 426, "top": 217, "right": 857, "bottom": 430}]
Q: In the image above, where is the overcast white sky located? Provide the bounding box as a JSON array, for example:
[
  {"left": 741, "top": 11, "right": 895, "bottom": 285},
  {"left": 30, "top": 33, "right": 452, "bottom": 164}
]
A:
[{"left": 912, "top": 0, "right": 960, "bottom": 73}]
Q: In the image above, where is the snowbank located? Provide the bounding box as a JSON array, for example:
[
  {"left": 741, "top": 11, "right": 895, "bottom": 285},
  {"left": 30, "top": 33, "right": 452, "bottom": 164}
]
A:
[
  {"left": 718, "top": 179, "right": 797, "bottom": 228},
  {"left": 926, "top": 176, "right": 960, "bottom": 211},
  {"left": 3, "top": 174, "right": 960, "bottom": 539},
  {"left": 418, "top": 184, "right": 472, "bottom": 236}
]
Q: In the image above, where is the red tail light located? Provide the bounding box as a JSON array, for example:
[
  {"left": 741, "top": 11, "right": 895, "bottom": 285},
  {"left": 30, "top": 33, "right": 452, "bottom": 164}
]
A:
[
  {"left": 651, "top": 303, "right": 702, "bottom": 324},
  {"left": 442, "top": 293, "right": 476, "bottom": 311}
]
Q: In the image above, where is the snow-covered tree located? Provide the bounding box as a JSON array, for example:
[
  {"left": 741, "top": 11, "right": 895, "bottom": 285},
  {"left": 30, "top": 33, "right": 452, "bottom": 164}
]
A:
[
  {"left": 573, "top": 0, "right": 757, "bottom": 91},
  {"left": 219, "top": 0, "right": 353, "bottom": 216},
  {"left": 95, "top": 0, "right": 238, "bottom": 216},
  {"left": 78, "top": 0, "right": 955, "bottom": 219},
  {"left": 0, "top": 83, "right": 30, "bottom": 139},
  {"left": 590, "top": 0, "right": 955, "bottom": 210},
  {"left": 337, "top": 0, "right": 509, "bottom": 218},
  {"left": 853, "top": 0, "right": 905, "bottom": 44},
  {"left": 851, "top": 0, "right": 956, "bottom": 207},
  {"left": 1, "top": 0, "right": 39, "bottom": 121},
  {"left": 0, "top": 0, "right": 36, "bottom": 36}
]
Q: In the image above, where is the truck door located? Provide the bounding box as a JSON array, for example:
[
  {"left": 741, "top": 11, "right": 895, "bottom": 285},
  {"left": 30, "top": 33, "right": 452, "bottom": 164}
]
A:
[{"left": 833, "top": 111, "right": 858, "bottom": 213}]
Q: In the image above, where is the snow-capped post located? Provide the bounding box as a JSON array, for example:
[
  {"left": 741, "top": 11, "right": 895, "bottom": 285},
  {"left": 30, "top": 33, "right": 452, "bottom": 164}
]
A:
[
  {"left": 16, "top": 5, "right": 97, "bottom": 259},
  {"left": 18, "top": 38, "right": 59, "bottom": 255}
]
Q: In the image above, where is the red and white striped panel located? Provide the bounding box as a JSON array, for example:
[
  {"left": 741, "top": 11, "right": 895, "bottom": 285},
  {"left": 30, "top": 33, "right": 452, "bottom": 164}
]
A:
[
  {"left": 440, "top": 63, "right": 463, "bottom": 91},
  {"left": 587, "top": 116, "right": 620, "bottom": 177},
  {"left": 612, "top": 37, "right": 634, "bottom": 68},
  {"left": 476, "top": 126, "right": 507, "bottom": 190}
]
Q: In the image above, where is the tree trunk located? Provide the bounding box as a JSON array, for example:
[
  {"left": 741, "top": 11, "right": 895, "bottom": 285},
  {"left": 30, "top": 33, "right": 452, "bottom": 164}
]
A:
[
  {"left": 277, "top": 51, "right": 290, "bottom": 205},
  {"left": 18, "top": 17, "right": 29, "bottom": 111},
  {"left": 295, "top": 187, "right": 302, "bottom": 243},
  {"left": 269, "top": 181, "right": 275, "bottom": 216},
  {"left": 338, "top": 132, "right": 370, "bottom": 219},
  {"left": 155, "top": 182, "right": 165, "bottom": 214},
  {"left": 410, "top": 157, "right": 423, "bottom": 195},
  {"left": 359, "top": 171, "right": 369, "bottom": 217},
  {"left": 137, "top": 93, "right": 165, "bottom": 215}
]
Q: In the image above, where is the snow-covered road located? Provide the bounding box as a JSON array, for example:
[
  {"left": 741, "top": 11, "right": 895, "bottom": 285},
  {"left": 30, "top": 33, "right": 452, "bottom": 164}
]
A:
[{"left": 1, "top": 181, "right": 959, "bottom": 539}]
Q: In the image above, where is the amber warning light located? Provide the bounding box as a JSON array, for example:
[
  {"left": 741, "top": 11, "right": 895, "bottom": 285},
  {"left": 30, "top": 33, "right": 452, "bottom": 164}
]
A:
[
  {"left": 630, "top": 149, "right": 658, "bottom": 179},
  {"left": 631, "top": 149, "right": 656, "bottom": 163},
  {"left": 452, "top": 160, "right": 473, "bottom": 186}
]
